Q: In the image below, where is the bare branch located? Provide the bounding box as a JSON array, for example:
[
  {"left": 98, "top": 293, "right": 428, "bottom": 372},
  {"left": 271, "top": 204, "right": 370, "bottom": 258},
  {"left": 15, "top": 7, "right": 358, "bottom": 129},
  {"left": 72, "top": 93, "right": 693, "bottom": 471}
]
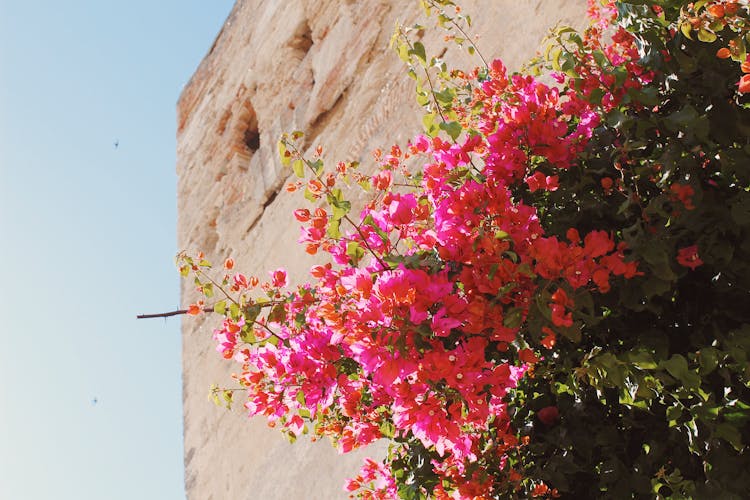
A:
[{"left": 136, "top": 306, "right": 214, "bottom": 319}]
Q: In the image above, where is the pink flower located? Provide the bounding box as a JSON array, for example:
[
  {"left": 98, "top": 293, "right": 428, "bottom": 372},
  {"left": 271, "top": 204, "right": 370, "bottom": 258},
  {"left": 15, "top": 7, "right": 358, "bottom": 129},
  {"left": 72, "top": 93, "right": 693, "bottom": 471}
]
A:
[
  {"left": 525, "top": 171, "right": 559, "bottom": 192},
  {"left": 232, "top": 273, "right": 248, "bottom": 289},
  {"left": 270, "top": 268, "right": 288, "bottom": 288},
  {"left": 372, "top": 170, "right": 392, "bottom": 190}
]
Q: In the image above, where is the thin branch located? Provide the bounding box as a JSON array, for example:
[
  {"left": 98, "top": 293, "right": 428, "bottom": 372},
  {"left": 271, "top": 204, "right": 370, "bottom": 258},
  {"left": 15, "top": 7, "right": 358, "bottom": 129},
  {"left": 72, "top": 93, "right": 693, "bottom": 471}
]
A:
[
  {"left": 425, "top": 0, "right": 489, "bottom": 69},
  {"left": 194, "top": 267, "right": 240, "bottom": 306},
  {"left": 136, "top": 306, "right": 214, "bottom": 319}
]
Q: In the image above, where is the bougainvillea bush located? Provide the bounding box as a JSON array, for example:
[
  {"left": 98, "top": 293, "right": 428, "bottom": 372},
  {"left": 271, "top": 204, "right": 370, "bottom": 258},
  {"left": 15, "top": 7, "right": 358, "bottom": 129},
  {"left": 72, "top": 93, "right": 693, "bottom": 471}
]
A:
[{"left": 178, "top": 0, "right": 750, "bottom": 497}]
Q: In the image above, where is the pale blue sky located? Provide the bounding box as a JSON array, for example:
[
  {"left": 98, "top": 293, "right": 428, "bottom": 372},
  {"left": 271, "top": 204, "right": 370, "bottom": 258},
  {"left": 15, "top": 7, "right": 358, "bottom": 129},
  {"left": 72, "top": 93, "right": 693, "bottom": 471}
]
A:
[{"left": 0, "top": 1, "right": 234, "bottom": 498}]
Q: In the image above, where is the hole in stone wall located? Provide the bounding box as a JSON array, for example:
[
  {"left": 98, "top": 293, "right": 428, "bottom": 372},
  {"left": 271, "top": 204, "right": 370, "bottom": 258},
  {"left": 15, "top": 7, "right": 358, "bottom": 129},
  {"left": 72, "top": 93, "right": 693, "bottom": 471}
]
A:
[
  {"left": 229, "top": 99, "right": 259, "bottom": 161},
  {"left": 243, "top": 126, "right": 260, "bottom": 152}
]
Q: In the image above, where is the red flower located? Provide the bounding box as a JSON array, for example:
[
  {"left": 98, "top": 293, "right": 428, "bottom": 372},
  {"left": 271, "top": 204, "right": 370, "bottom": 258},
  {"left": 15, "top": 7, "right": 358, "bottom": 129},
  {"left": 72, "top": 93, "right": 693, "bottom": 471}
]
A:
[
  {"left": 293, "top": 208, "right": 310, "bottom": 222},
  {"left": 518, "top": 348, "right": 539, "bottom": 364},
  {"left": 707, "top": 3, "right": 725, "bottom": 18},
  {"left": 583, "top": 230, "right": 615, "bottom": 258},
  {"left": 550, "top": 288, "right": 574, "bottom": 327},
  {"left": 540, "top": 327, "right": 557, "bottom": 349},
  {"left": 677, "top": 245, "right": 703, "bottom": 270},
  {"left": 232, "top": 273, "right": 248, "bottom": 290},
  {"left": 537, "top": 406, "right": 560, "bottom": 425},
  {"left": 525, "top": 171, "right": 559, "bottom": 192},
  {"left": 739, "top": 74, "right": 750, "bottom": 94},
  {"left": 566, "top": 228, "right": 581, "bottom": 244},
  {"left": 716, "top": 47, "right": 731, "bottom": 59},
  {"left": 670, "top": 183, "right": 695, "bottom": 210}
]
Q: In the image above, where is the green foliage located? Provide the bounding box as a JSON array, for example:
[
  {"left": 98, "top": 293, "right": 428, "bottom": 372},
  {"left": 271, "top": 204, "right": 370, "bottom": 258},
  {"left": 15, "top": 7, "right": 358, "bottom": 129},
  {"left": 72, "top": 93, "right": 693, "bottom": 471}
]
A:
[{"left": 504, "top": 2, "right": 750, "bottom": 497}]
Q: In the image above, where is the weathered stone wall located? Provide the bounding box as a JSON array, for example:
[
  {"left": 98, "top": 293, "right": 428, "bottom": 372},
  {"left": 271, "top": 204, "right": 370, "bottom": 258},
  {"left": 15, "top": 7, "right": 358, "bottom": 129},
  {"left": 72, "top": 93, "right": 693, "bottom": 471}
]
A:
[{"left": 177, "top": 1, "right": 586, "bottom": 498}]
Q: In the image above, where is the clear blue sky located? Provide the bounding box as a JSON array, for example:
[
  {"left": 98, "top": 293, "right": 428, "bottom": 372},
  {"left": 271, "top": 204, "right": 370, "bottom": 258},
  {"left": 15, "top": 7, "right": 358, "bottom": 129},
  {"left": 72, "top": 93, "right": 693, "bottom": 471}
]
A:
[{"left": 0, "top": 1, "right": 234, "bottom": 498}]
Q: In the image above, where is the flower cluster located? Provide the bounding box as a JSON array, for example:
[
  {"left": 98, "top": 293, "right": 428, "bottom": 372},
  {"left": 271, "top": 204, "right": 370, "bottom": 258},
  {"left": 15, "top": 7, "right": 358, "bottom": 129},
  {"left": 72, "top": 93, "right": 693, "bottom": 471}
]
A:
[
  {"left": 177, "top": 0, "right": 750, "bottom": 497},
  {"left": 183, "top": 33, "right": 645, "bottom": 500}
]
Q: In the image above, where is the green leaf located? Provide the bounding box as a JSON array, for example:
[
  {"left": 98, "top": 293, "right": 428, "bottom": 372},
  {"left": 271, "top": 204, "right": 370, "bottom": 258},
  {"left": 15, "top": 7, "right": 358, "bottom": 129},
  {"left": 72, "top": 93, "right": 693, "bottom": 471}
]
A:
[
  {"left": 346, "top": 241, "right": 365, "bottom": 265},
  {"left": 397, "top": 42, "right": 409, "bottom": 62},
  {"left": 639, "top": 243, "right": 677, "bottom": 281},
  {"left": 666, "top": 405, "right": 682, "bottom": 423},
  {"left": 606, "top": 109, "right": 629, "bottom": 129},
  {"left": 723, "top": 407, "right": 750, "bottom": 426},
  {"left": 332, "top": 201, "right": 351, "bottom": 221},
  {"left": 278, "top": 140, "right": 290, "bottom": 166},
  {"left": 434, "top": 88, "right": 455, "bottom": 105},
  {"left": 239, "top": 327, "right": 256, "bottom": 344},
  {"left": 697, "top": 28, "right": 717, "bottom": 43},
  {"left": 503, "top": 308, "right": 523, "bottom": 329},
  {"left": 213, "top": 300, "right": 226, "bottom": 315},
  {"left": 327, "top": 218, "right": 341, "bottom": 239},
  {"left": 362, "top": 214, "right": 389, "bottom": 242},
  {"left": 682, "top": 371, "right": 701, "bottom": 391},
  {"left": 296, "top": 390, "right": 306, "bottom": 405},
  {"left": 304, "top": 187, "right": 318, "bottom": 202},
  {"left": 229, "top": 302, "right": 241, "bottom": 321},
  {"left": 268, "top": 303, "right": 286, "bottom": 323},
  {"left": 730, "top": 36, "right": 747, "bottom": 62},
  {"left": 559, "top": 324, "right": 582, "bottom": 343},
  {"left": 422, "top": 113, "right": 439, "bottom": 136},
  {"left": 439, "top": 121, "right": 462, "bottom": 140},
  {"left": 698, "top": 347, "right": 720, "bottom": 375},
  {"left": 358, "top": 178, "right": 371, "bottom": 192},
  {"left": 410, "top": 41, "right": 427, "bottom": 64},
  {"left": 662, "top": 355, "right": 689, "bottom": 381},
  {"left": 641, "top": 276, "right": 672, "bottom": 298},
  {"left": 244, "top": 304, "right": 262, "bottom": 324},
  {"left": 665, "top": 105, "right": 700, "bottom": 134},
  {"left": 714, "top": 423, "right": 743, "bottom": 450},
  {"left": 592, "top": 49, "right": 608, "bottom": 68},
  {"left": 292, "top": 159, "right": 305, "bottom": 178},
  {"left": 627, "top": 350, "right": 658, "bottom": 370},
  {"left": 550, "top": 46, "right": 563, "bottom": 71},
  {"left": 311, "top": 159, "right": 325, "bottom": 176},
  {"left": 679, "top": 21, "right": 693, "bottom": 39},
  {"left": 588, "top": 87, "right": 605, "bottom": 105}
]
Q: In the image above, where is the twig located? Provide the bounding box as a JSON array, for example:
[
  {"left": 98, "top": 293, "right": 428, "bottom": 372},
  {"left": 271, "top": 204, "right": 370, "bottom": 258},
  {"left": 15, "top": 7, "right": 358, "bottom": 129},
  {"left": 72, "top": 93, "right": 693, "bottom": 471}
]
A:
[{"left": 136, "top": 306, "right": 214, "bottom": 319}]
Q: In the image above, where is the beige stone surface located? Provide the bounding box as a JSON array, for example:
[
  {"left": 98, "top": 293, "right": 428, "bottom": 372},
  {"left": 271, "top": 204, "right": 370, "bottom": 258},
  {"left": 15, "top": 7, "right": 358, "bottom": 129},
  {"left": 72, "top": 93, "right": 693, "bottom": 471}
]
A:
[{"left": 177, "top": 1, "right": 586, "bottom": 498}]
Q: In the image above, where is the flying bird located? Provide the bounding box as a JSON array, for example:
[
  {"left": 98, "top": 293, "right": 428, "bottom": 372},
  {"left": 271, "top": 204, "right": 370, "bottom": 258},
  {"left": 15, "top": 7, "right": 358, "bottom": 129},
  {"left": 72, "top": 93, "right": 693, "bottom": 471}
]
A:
[{"left": 113, "top": 139, "right": 119, "bottom": 149}]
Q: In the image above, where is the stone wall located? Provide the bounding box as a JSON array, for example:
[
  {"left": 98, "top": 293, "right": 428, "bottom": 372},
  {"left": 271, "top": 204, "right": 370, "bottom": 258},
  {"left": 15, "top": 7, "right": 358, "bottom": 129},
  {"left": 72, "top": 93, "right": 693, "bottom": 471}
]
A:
[{"left": 177, "top": 1, "right": 586, "bottom": 498}]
